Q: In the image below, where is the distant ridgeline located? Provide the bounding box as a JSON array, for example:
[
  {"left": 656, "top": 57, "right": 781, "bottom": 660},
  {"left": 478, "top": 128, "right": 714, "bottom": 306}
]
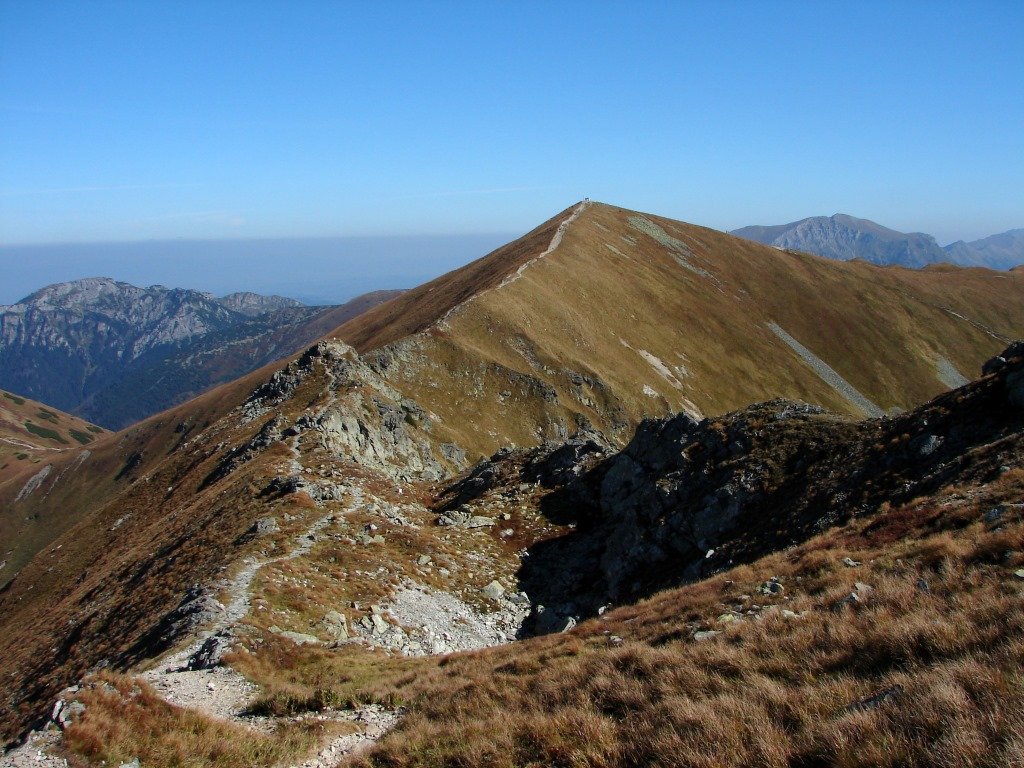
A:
[
  {"left": 0, "top": 278, "right": 401, "bottom": 429},
  {"left": 733, "top": 214, "right": 1024, "bottom": 270}
]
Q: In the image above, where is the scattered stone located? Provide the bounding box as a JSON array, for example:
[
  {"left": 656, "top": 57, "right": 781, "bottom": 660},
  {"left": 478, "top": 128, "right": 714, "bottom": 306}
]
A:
[
  {"left": 985, "top": 507, "right": 1004, "bottom": 523},
  {"left": 466, "top": 516, "right": 495, "bottom": 529},
  {"left": 252, "top": 516, "right": 279, "bottom": 536},
  {"left": 371, "top": 613, "right": 389, "bottom": 636},
  {"left": 500, "top": 528, "right": 515, "bottom": 538},
  {"left": 322, "top": 610, "right": 349, "bottom": 641},
  {"left": 50, "top": 699, "right": 85, "bottom": 730},
  {"left": 416, "top": 554, "right": 432, "bottom": 566},
  {"left": 916, "top": 578, "right": 931, "bottom": 593},
  {"left": 1014, "top": 569, "right": 1024, "bottom": 580},
  {"left": 832, "top": 585, "right": 870, "bottom": 612},
  {"left": 436, "top": 508, "right": 471, "bottom": 527},
  {"left": 758, "top": 577, "right": 784, "bottom": 596},
  {"left": 118, "top": 759, "right": 141, "bottom": 768},
  {"left": 717, "top": 613, "right": 739, "bottom": 624},
  {"left": 500, "top": 513, "right": 512, "bottom": 520},
  {"left": 186, "top": 630, "right": 233, "bottom": 670},
  {"left": 608, "top": 635, "right": 624, "bottom": 646},
  {"left": 482, "top": 580, "right": 505, "bottom": 601},
  {"left": 693, "top": 630, "right": 721, "bottom": 641},
  {"left": 556, "top": 616, "right": 577, "bottom": 633},
  {"left": 910, "top": 433, "right": 943, "bottom": 457},
  {"left": 842, "top": 557, "right": 861, "bottom": 567}
]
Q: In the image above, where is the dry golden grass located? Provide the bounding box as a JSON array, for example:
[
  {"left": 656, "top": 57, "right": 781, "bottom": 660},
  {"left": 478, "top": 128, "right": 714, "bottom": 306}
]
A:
[
  {"left": 216, "top": 471, "right": 1024, "bottom": 768},
  {"left": 365, "top": 202, "right": 1024, "bottom": 460},
  {"left": 61, "top": 673, "right": 337, "bottom": 768}
]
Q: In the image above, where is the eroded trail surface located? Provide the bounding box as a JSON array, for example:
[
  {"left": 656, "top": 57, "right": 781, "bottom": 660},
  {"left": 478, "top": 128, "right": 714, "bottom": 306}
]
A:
[{"left": 136, "top": 494, "right": 401, "bottom": 766}]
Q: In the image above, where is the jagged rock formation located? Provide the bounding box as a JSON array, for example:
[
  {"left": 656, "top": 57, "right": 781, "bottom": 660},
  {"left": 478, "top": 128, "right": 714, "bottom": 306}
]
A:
[
  {"left": 0, "top": 278, "right": 401, "bottom": 428},
  {"left": 233, "top": 339, "right": 448, "bottom": 482},
  {"left": 429, "top": 342, "right": 1024, "bottom": 633}
]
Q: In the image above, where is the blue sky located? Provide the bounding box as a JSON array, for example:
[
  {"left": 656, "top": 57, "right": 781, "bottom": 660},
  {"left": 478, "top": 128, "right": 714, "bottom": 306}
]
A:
[{"left": 1, "top": 1, "right": 1021, "bottom": 299}]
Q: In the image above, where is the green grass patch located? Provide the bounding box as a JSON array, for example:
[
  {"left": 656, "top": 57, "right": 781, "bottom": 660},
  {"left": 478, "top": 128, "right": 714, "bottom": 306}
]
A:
[
  {"left": 24, "top": 422, "right": 69, "bottom": 444},
  {"left": 15, "top": 453, "right": 28, "bottom": 460},
  {"left": 87, "top": 424, "right": 104, "bottom": 433},
  {"left": 69, "top": 429, "right": 94, "bottom": 445},
  {"left": 2, "top": 391, "right": 26, "bottom": 406},
  {"left": 35, "top": 409, "right": 59, "bottom": 423}
]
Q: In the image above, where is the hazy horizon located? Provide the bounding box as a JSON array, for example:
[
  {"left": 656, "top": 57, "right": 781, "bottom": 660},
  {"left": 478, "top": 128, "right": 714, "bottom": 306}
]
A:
[
  {"left": 0, "top": 232, "right": 515, "bottom": 306},
  {"left": 3, "top": 208, "right": 1021, "bottom": 306}
]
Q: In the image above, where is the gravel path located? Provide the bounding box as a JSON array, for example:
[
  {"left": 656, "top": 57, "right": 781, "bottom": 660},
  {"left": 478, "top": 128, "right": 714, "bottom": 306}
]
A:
[
  {"left": 0, "top": 731, "right": 67, "bottom": 768},
  {"left": 499, "top": 199, "right": 591, "bottom": 288}
]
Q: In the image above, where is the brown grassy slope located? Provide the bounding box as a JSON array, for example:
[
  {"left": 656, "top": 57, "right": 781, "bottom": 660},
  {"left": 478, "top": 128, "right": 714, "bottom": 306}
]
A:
[
  {"left": 0, "top": 291, "right": 407, "bottom": 589},
  {"left": 2, "top": 199, "right": 1021, "bottom": 748},
  {"left": 225, "top": 358, "right": 1024, "bottom": 768},
  {"left": 342, "top": 475, "right": 1024, "bottom": 768},
  {"left": 0, "top": 389, "right": 106, "bottom": 482},
  {"left": 0, "top": 377, "right": 335, "bottom": 744},
  {"left": 364, "top": 202, "right": 1024, "bottom": 459},
  {"left": 331, "top": 205, "right": 579, "bottom": 352}
]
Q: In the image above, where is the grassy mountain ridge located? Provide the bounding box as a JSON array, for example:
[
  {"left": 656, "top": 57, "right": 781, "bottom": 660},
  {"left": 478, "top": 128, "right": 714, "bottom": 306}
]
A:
[
  {"left": 345, "top": 201, "right": 1023, "bottom": 460},
  {"left": 1, "top": 201, "right": 1023, "bottom": 759}
]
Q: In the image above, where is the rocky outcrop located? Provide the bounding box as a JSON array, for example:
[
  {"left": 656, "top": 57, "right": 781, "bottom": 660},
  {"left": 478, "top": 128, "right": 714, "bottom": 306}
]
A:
[
  {"left": 590, "top": 342, "right": 1024, "bottom": 601},
  {"left": 235, "top": 340, "right": 455, "bottom": 483}
]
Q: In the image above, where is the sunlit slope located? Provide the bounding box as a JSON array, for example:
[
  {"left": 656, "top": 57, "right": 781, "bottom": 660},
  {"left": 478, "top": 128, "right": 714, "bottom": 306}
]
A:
[
  {"left": 355, "top": 201, "right": 1023, "bottom": 458},
  {"left": 0, "top": 389, "right": 107, "bottom": 482}
]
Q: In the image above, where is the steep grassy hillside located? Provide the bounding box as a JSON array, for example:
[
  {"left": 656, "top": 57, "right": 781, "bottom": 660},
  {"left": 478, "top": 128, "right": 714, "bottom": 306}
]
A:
[
  {"left": 24, "top": 343, "right": 1024, "bottom": 768},
  {"left": 340, "top": 202, "right": 1024, "bottom": 459},
  {"left": 0, "top": 388, "right": 106, "bottom": 484}
]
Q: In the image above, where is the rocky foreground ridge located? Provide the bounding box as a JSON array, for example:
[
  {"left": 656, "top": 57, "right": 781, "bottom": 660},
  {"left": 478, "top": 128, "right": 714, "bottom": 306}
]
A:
[{"left": 2, "top": 339, "right": 1022, "bottom": 766}]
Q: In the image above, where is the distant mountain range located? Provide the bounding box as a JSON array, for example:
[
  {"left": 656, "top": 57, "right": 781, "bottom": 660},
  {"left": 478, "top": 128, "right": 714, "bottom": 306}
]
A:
[
  {"left": 0, "top": 278, "right": 401, "bottom": 429},
  {"left": 732, "top": 215, "right": 1023, "bottom": 270}
]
